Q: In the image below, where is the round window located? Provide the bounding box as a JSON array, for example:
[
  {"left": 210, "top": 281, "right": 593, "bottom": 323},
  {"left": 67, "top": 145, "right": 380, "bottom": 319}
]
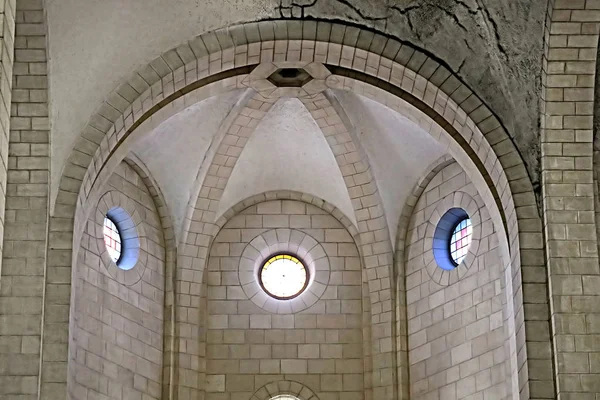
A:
[
  {"left": 433, "top": 208, "right": 472, "bottom": 270},
  {"left": 103, "top": 217, "right": 122, "bottom": 263},
  {"left": 450, "top": 218, "right": 472, "bottom": 265},
  {"left": 102, "top": 208, "right": 140, "bottom": 271},
  {"left": 259, "top": 254, "right": 309, "bottom": 300},
  {"left": 271, "top": 396, "right": 300, "bottom": 400}
]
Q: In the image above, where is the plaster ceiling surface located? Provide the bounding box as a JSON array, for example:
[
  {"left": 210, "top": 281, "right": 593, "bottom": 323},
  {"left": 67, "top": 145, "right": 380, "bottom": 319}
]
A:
[
  {"left": 131, "top": 90, "right": 244, "bottom": 240},
  {"left": 46, "top": 0, "right": 274, "bottom": 206},
  {"left": 332, "top": 90, "right": 447, "bottom": 246},
  {"left": 218, "top": 97, "right": 356, "bottom": 224}
]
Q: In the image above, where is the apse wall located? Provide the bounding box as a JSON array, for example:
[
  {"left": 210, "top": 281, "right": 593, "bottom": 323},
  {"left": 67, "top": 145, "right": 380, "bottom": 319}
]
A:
[
  {"left": 67, "top": 161, "right": 166, "bottom": 399},
  {"left": 404, "top": 162, "right": 510, "bottom": 399},
  {"left": 206, "top": 198, "right": 365, "bottom": 400}
]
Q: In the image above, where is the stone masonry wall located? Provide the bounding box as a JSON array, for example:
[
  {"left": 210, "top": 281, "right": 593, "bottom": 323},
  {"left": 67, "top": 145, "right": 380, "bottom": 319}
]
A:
[
  {"left": 0, "top": 0, "right": 45, "bottom": 398},
  {"left": 206, "top": 199, "right": 365, "bottom": 400},
  {"left": 404, "top": 162, "right": 511, "bottom": 399},
  {"left": 68, "top": 161, "right": 165, "bottom": 399},
  {"left": 0, "top": 0, "right": 13, "bottom": 274}
]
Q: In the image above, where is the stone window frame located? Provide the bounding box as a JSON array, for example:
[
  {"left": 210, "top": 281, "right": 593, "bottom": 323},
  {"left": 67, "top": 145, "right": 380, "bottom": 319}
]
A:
[
  {"left": 433, "top": 208, "right": 472, "bottom": 270},
  {"left": 422, "top": 191, "right": 481, "bottom": 286},
  {"left": 258, "top": 253, "right": 310, "bottom": 300},
  {"left": 94, "top": 190, "right": 149, "bottom": 286},
  {"left": 239, "top": 228, "right": 331, "bottom": 314},
  {"left": 250, "top": 380, "right": 319, "bottom": 400},
  {"left": 102, "top": 207, "right": 139, "bottom": 270}
]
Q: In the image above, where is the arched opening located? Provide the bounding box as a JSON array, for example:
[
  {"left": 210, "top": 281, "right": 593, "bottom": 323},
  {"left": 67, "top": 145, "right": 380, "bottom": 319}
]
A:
[{"left": 49, "top": 21, "right": 542, "bottom": 400}]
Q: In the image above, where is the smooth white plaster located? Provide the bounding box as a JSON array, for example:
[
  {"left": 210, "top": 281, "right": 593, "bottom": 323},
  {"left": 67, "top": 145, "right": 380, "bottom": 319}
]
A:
[
  {"left": 47, "top": 0, "right": 274, "bottom": 206},
  {"left": 132, "top": 91, "right": 243, "bottom": 239},
  {"left": 218, "top": 97, "right": 357, "bottom": 224},
  {"left": 333, "top": 90, "right": 447, "bottom": 247}
]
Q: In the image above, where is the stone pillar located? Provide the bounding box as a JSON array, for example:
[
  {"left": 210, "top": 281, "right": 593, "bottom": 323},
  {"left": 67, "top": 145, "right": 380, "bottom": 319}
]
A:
[
  {"left": 0, "top": 0, "right": 48, "bottom": 398},
  {"left": 542, "top": 1, "right": 600, "bottom": 399},
  {"left": 0, "top": 0, "right": 14, "bottom": 273}
]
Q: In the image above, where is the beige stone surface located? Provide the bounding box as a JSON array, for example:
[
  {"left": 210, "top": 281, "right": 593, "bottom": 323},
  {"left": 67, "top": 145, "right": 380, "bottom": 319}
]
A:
[
  {"left": 68, "top": 161, "right": 166, "bottom": 400},
  {"left": 1, "top": 2, "right": 600, "bottom": 399},
  {"left": 405, "top": 162, "right": 511, "bottom": 400},
  {"left": 206, "top": 199, "right": 364, "bottom": 400}
]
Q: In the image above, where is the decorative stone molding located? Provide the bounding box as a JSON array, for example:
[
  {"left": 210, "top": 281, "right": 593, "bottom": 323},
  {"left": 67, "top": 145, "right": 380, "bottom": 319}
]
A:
[
  {"left": 216, "top": 189, "right": 359, "bottom": 238},
  {"left": 47, "top": 20, "right": 544, "bottom": 400},
  {"left": 250, "top": 380, "right": 319, "bottom": 400},
  {"left": 239, "top": 228, "right": 331, "bottom": 314},
  {"left": 423, "top": 191, "right": 481, "bottom": 286},
  {"left": 242, "top": 60, "right": 334, "bottom": 98}
]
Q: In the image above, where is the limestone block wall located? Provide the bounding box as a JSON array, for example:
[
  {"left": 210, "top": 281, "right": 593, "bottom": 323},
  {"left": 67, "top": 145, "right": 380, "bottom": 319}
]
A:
[
  {"left": 0, "top": 1, "right": 46, "bottom": 397},
  {"left": 67, "top": 161, "right": 166, "bottom": 399},
  {"left": 206, "top": 199, "right": 365, "bottom": 400},
  {"left": 404, "top": 162, "right": 511, "bottom": 399},
  {"left": 0, "top": 0, "right": 14, "bottom": 273}
]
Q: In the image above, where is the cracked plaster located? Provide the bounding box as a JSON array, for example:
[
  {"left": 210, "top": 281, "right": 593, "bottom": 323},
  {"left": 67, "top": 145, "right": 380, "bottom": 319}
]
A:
[{"left": 47, "top": 0, "right": 545, "bottom": 206}]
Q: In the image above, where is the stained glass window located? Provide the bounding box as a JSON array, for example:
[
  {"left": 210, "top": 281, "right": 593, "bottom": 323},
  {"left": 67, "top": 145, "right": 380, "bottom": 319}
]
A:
[
  {"left": 103, "top": 216, "right": 122, "bottom": 263},
  {"left": 450, "top": 218, "right": 472, "bottom": 265},
  {"left": 260, "top": 254, "right": 308, "bottom": 300}
]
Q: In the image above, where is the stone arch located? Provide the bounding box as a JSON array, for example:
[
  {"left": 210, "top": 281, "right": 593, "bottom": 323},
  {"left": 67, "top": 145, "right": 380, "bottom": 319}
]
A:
[
  {"left": 122, "top": 155, "right": 178, "bottom": 399},
  {"left": 250, "top": 380, "right": 319, "bottom": 400},
  {"left": 294, "top": 90, "right": 396, "bottom": 398},
  {"left": 45, "top": 20, "right": 545, "bottom": 400},
  {"left": 396, "top": 155, "right": 456, "bottom": 254},
  {"left": 66, "top": 157, "right": 173, "bottom": 399},
  {"left": 205, "top": 190, "right": 370, "bottom": 399},
  {"left": 393, "top": 154, "right": 454, "bottom": 398},
  {"left": 215, "top": 190, "right": 360, "bottom": 241}
]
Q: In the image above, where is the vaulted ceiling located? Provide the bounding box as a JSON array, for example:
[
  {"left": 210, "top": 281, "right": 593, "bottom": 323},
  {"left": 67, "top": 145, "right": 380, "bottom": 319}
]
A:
[
  {"left": 126, "top": 87, "right": 447, "bottom": 245},
  {"left": 46, "top": 0, "right": 546, "bottom": 208}
]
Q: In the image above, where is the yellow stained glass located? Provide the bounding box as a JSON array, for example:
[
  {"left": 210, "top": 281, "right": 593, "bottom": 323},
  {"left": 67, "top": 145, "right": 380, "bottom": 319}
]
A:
[{"left": 260, "top": 254, "right": 308, "bottom": 299}]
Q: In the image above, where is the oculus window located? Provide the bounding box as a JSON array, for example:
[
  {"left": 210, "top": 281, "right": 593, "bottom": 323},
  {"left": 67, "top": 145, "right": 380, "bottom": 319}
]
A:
[
  {"left": 259, "top": 254, "right": 308, "bottom": 300},
  {"left": 103, "top": 217, "right": 122, "bottom": 264},
  {"left": 433, "top": 208, "right": 472, "bottom": 270},
  {"left": 450, "top": 218, "right": 472, "bottom": 265},
  {"left": 102, "top": 207, "right": 140, "bottom": 271}
]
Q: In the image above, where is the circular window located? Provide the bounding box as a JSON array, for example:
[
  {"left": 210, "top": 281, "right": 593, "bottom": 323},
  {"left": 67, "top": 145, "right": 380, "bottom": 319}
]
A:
[
  {"left": 101, "top": 208, "right": 140, "bottom": 271},
  {"left": 433, "top": 208, "right": 472, "bottom": 270},
  {"left": 450, "top": 218, "right": 472, "bottom": 265},
  {"left": 271, "top": 396, "right": 300, "bottom": 400},
  {"left": 259, "top": 254, "right": 309, "bottom": 300},
  {"left": 103, "top": 217, "right": 122, "bottom": 263}
]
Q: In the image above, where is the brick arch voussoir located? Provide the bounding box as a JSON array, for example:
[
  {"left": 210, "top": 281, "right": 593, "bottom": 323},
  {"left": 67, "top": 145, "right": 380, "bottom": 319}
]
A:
[
  {"left": 179, "top": 91, "right": 277, "bottom": 258},
  {"left": 326, "top": 70, "right": 542, "bottom": 399},
  {"left": 391, "top": 154, "right": 454, "bottom": 399},
  {"left": 214, "top": 189, "right": 360, "bottom": 242},
  {"left": 122, "top": 154, "right": 178, "bottom": 399},
  {"left": 395, "top": 155, "right": 455, "bottom": 254},
  {"left": 51, "top": 19, "right": 543, "bottom": 400},
  {"left": 57, "top": 20, "right": 539, "bottom": 234},
  {"left": 172, "top": 91, "right": 276, "bottom": 396},
  {"left": 297, "top": 91, "right": 397, "bottom": 399}
]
